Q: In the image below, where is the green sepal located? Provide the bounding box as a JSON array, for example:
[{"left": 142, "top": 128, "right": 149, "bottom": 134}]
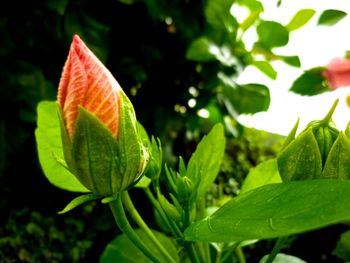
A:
[
  {"left": 282, "top": 118, "right": 299, "bottom": 150},
  {"left": 101, "top": 192, "right": 119, "bottom": 204},
  {"left": 58, "top": 193, "right": 101, "bottom": 214},
  {"left": 115, "top": 90, "right": 149, "bottom": 190},
  {"left": 72, "top": 107, "right": 119, "bottom": 195},
  {"left": 277, "top": 128, "right": 322, "bottom": 182},
  {"left": 144, "top": 137, "right": 162, "bottom": 180},
  {"left": 321, "top": 132, "right": 350, "bottom": 180},
  {"left": 57, "top": 104, "right": 75, "bottom": 173}
]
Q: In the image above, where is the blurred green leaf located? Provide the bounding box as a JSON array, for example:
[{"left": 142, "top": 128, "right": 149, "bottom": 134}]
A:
[
  {"left": 260, "top": 253, "right": 306, "bottom": 263},
  {"left": 35, "top": 101, "right": 89, "bottom": 193},
  {"left": 205, "top": 0, "right": 236, "bottom": 30},
  {"left": 286, "top": 9, "right": 315, "bottom": 32},
  {"left": 44, "top": 0, "right": 69, "bottom": 15},
  {"left": 237, "top": 0, "right": 264, "bottom": 12},
  {"left": 184, "top": 179, "right": 350, "bottom": 242},
  {"left": 186, "top": 124, "right": 226, "bottom": 201},
  {"left": 257, "top": 21, "right": 289, "bottom": 48},
  {"left": 219, "top": 72, "right": 270, "bottom": 114},
  {"left": 333, "top": 230, "right": 350, "bottom": 261},
  {"left": 64, "top": 12, "right": 110, "bottom": 62},
  {"left": 280, "top": 55, "right": 301, "bottom": 67},
  {"left": 289, "top": 68, "right": 329, "bottom": 95},
  {"left": 241, "top": 159, "right": 281, "bottom": 194},
  {"left": 186, "top": 37, "right": 218, "bottom": 62},
  {"left": 100, "top": 228, "right": 179, "bottom": 263},
  {"left": 252, "top": 61, "right": 277, "bottom": 79},
  {"left": 318, "top": 9, "right": 347, "bottom": 26}
]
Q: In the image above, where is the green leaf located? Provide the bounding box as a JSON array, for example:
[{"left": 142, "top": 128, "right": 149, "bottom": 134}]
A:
[
  {"left": 318, "top": 9, "right": 347, "bottom": 26},
  {"left": 135, "top": 176, "right": 152, "bottom": 188},
  {"left": 280, "top": 56, "right": 301, "bottom": 67},
  {"left": 184, "top": 179, "right": 350, "bottom": 243},
  {"left": 44, "top": 0, "right": 69, "bottom": 15},
  {"left": 219, "top": 73, "right": 271, "bottom": 114},
  {"left": 241, "top": 159, "right": 281, "bottom": 194},
  {"left": 100, "top": 229, "right": 179, "bottom": 263},
  {"left": 277, "top": 128, "right": 322, "bottom": 182},
  {"left": 289, "top": 68, "right": 329, "bottom": 96},
  {"left": 58, "top": 193, "right": 100, "bottom": 214},
  {"left": 260, "top": 253, "right": 306, "bottom": 263},
  {"left": 321, "top": 133, "right": 350, "bottom": 180},
  {"left": 35, "top": 101, "right": 89, "bottom": 192},
  {"left": 286, "top": 9, "right": 316, "bottom": 32},
  {"left": 252, "top": 61, "right": 277, "bottom": 80},
  {"left": 186, "top": 37, "right": 217, "bottom": 62},
  {"left": 186, "top": 124, "right": 226, "bottom": 201},
  {"left": 333, "top": 230, "right": 350, "bottom": 261},
  {"left": 205, "top": 0, "right": 237, "bottom": 31},
  {"left": 257, "top": 21, "right": 289, "bottom": 48}
]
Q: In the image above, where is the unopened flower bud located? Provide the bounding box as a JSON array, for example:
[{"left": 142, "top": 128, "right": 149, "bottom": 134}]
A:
[{"left": 57, "top": 35, "right": 149, "bottom": 197}]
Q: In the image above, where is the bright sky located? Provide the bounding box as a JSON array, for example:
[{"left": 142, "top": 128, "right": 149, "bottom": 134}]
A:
[{"left": 236, "top": 0, "right": 350, "bottom": 135}]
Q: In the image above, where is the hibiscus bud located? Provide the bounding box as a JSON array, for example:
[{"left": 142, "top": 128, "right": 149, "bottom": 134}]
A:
[
  {"left": 306, "top": 99, "right": 339, "bottom": 165},
  {"left": 57, "top": 35, "right": 149, "bottom": 197},
  {"left": 323, "top": 57, "right": 350, "bottom": 89}
]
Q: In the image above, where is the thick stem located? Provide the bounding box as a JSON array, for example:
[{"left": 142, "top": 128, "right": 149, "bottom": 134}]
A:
[
  {"left": 109, "top": 195, "right": 162, "bottom": 263},
  {"left": 265, "top": 236, "right": 288, "bottom": 263},
  {"left": 121, "top": 191, "right": 176, "bottom": 263}
]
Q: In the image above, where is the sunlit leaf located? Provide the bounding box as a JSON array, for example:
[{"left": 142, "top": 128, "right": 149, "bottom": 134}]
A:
[
  {"left": 186, "top": 124, "right": 226, "bottom": 201},
  {"left": 289, "top": 68, "right": 329, "bottom": 95},
  {"left": 35, "top": 101, "right": 89, "bottom": 192},
  {"left": 318, "top": 9, "right": 347, "bottom": 26},
  {"left": 252, "top": 61, "right": 277, "bottom": 79},
  {"left": 241, "top": 159, "right": 281, "bottom": 194},
  {"left": 257, "top": 21, "right": 289, "bottom": 48},
  {"left": 260, "top": 253, "right": 306, "bottom": 263},
  {"left": 184, "top": 180, "right": 350, "bottom": 242},
  {"left": 286, "top": 9, "right": 315, "bottom": 32}
]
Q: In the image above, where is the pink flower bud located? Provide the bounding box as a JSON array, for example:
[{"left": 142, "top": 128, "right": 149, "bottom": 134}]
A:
[
  {"left": 323, "top": 57, "right": 350, "bottom": 89},
  {"left": 58, "top": 35, "right": 120, "bottom": 138}
]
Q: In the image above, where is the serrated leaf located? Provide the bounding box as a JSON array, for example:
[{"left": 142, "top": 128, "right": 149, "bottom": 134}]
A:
[
  {"left": 318, "top": 9, "right": 347, "bottom": 26},
  {"left": 286, "top": 9, "right": 315, "bottom": 32},
  {"left": 186, "top": 124, "right": 226, "bottom": 201},
  {"left": 100, "top": 228, "right": 179, "bottom": 263},
  {"left": 184, "top": 180, "right": 350, "bottom": 242},
  {"left": 277, "top": 128, "right": 322, "bottom": 182},
  {"left": 252, "top": 61, "right": 277, "bottom": 79},
  {"left": 35, "top": 101, "right": 89, "bottom": 192},
  {"left": 289, "top": 68, "right": 329, "bottom": 96},
  {"left": 241, "top": 159, "right": 281, "bottom": 194},
  {"left": 257, "top": 21, "right": 289, "bottom": 48}
]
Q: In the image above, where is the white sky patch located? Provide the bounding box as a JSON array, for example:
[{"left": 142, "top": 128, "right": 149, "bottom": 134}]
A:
[{"left": 236, "top": 0, "right": 350, "bottom": 135}]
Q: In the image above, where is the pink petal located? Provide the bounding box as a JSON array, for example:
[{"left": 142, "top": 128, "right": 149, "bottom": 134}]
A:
[{"left": 326, "top": 57, "right": 350, "bottom": 73}]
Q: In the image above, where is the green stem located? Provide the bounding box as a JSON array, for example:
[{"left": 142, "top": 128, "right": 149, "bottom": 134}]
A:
[
  {"left": 196, "top": 199, "right": 211, "bottom": 263},
  {"left": 144, "top": 187, "right": 182, "bottom": 239},
  {"left": 121, "top": 191, "right": 176, "bottom": 263},
  {"left": 109, "top": 195, "right": 162, "bottom": 263},
  {"left": 185, "top": 242, "right": 201, "bottom": 263},
  {"left": 265, "top": 236, "right": 288, "bottom": 263},
  {"left": 235, "top": 247, "right": 246, "bottom": 263}
]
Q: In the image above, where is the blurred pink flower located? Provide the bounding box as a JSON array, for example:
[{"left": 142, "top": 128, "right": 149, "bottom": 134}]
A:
[{"left": 323, "top": 57, "right": 350, "bottom": 89}]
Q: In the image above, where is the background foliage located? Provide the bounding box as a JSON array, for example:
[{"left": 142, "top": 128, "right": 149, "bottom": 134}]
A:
[{"left": 1, "top": 0, "right": 349, "bottom": 262}]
